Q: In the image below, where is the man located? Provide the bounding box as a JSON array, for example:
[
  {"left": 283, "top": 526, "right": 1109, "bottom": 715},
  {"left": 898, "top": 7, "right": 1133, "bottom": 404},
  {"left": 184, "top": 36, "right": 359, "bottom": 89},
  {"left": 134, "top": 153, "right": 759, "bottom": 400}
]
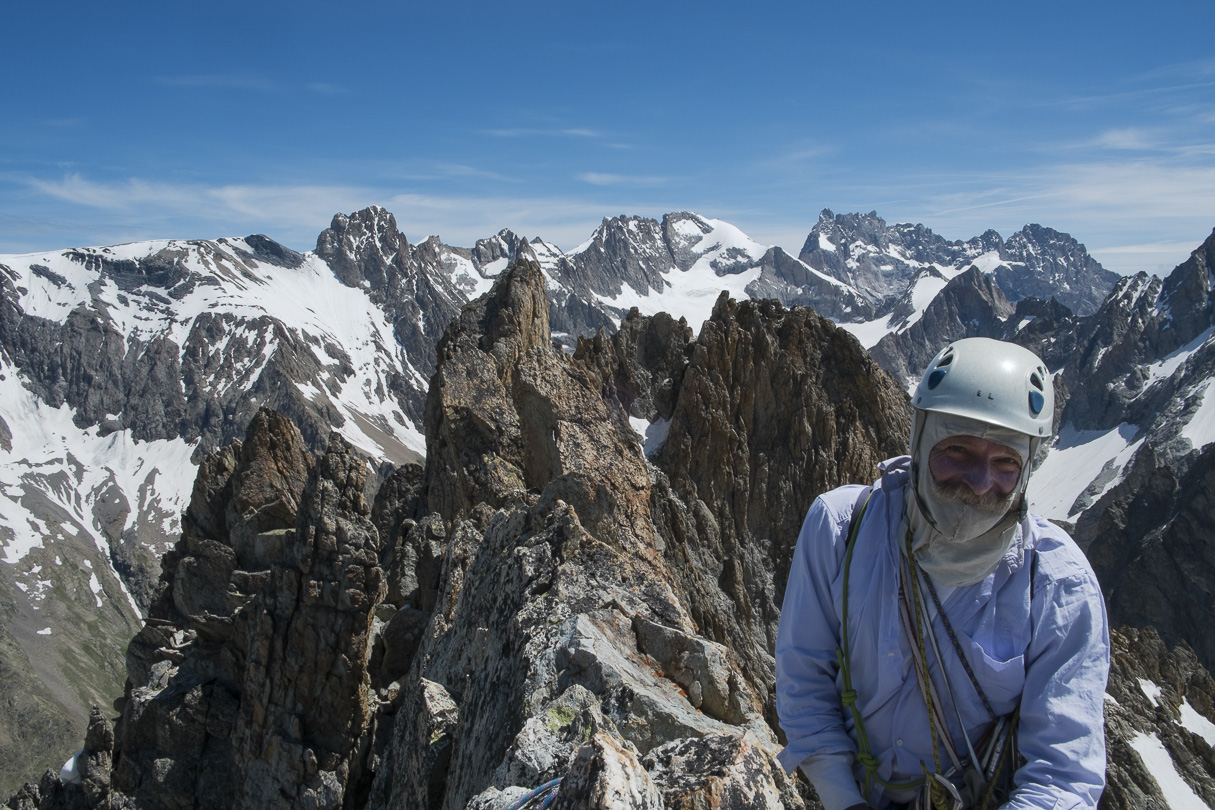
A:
[{"left": 775, "top": 338, "right": 1109, "bottom": 810}]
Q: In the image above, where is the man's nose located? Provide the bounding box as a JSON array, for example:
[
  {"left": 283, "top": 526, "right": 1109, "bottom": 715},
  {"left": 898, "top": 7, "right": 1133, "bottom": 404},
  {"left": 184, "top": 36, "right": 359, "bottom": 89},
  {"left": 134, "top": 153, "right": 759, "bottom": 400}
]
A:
[{"left": 962, "top": 463, "right": 996, "bottom": 495}]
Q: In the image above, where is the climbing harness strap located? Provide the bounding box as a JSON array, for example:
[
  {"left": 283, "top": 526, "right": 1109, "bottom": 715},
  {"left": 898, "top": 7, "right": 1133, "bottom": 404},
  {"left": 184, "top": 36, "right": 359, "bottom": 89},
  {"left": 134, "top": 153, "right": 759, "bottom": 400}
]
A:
[
  {"left": 901, "top": 530, "right": 1022, "bottom": 810},
  {"left": 838, "top": 488, "right": 925, "bottom": 796},
  {"left": 837, "top": 486, "right": 1020, "bottom": 810},
  {"left": 920, "top": 573, "right": 997, "bottom": 723}
]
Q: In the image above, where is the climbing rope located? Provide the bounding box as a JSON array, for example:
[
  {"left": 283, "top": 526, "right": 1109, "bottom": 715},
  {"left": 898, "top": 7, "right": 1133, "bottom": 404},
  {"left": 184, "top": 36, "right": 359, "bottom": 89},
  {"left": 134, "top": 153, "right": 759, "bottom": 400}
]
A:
[
  {"left": 921, "top": 572, "right": 997, "bottom": 723},
  {"left": 838, "top": 488, "right": 1020, "bottom": 809},
  {"left": 505, "top": 777, "right": 562, "bottom": 810},
  {"left": 838, "top": 489, "right": 925, "bottom": 797}
]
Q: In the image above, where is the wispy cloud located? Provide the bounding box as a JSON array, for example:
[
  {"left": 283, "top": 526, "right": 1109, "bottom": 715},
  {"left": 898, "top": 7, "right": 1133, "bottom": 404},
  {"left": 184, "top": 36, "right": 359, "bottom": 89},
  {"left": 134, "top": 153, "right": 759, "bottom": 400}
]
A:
[
  {"left": 1136, "top": 57, "right": 1215, "bottom": 82},
  {"left": 306, "top": 82, "right": 348, "bottom": 95},
  {"left": 1088, "top": 128, "right": 1162, "bottom": 151},
  {"left": 750, "top": 140, "right": 842, "bottom": 182},
  {"left": 29, "top": 174, "right": 200, "bottom": 211},
  {"left": 1089, "top": 241, "right": 1206, "bottom": 277},
  {"left": 1052, "top": 60, "right": 1215, "bottom": 113},
  {"left": 18, "top": 173, "right": 662, "bottom": 252},
  {"left": 26, "top": 174, "right": 369, "bottom": 231},
  {"left": 483, "top": 127, "right": 603, "bottom": 138},
  {"left": 577, "top": 172, "right": 667, "bottom": 187},
  {"left": 1090, "top": 240, "right": 1202, "bottom": 256},
  {"left": 433, "top": 163, "right": 516, "bottom": 182},
  {"left": 156, "top": 73, "right": 279, "bottom": 92}
]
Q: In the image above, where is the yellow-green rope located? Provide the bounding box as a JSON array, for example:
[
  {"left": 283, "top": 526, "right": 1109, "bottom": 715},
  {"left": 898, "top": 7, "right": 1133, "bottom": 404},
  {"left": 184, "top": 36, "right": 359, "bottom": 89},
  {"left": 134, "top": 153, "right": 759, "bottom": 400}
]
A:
[{"left": 837, "top": 491, "right": 924, "bottom": 797}]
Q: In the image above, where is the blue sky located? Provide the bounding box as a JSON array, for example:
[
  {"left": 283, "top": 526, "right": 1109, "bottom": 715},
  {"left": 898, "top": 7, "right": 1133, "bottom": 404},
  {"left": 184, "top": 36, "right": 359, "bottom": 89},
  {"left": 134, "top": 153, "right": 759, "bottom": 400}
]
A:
[{"left": 3, "top": 1, "right": 1214, "bottom": 276}]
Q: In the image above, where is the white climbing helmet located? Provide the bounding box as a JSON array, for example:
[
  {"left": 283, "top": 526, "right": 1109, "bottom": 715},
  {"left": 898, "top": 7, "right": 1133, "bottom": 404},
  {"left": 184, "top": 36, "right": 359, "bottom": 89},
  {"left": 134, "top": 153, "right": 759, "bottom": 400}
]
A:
[{"left": 912, "top": 337, "right": 1054, "bottom": 438}]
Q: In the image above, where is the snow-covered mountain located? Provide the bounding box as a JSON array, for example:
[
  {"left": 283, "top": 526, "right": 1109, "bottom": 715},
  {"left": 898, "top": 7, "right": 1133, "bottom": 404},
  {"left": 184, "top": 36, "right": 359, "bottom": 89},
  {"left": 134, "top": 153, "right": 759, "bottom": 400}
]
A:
[
  {"left": 0, "top": 203, "right": 1200, "bottom": 794},
  {"left": 801, "top": 208, "right": 1119, "bottom": 323},
  {"left": 1028, "top": 233, "right": 1215, "bottom": 677},
  {"left": 0, "top": 221, "right": 456, "bottom": 789}
]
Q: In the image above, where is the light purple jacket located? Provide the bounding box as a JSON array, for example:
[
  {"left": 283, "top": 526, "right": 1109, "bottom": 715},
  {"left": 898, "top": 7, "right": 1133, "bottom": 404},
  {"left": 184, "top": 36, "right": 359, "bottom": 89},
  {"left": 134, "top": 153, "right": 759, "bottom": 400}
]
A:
[{"left": 775, "top": 457, "right": 1109, "bottom": 809}]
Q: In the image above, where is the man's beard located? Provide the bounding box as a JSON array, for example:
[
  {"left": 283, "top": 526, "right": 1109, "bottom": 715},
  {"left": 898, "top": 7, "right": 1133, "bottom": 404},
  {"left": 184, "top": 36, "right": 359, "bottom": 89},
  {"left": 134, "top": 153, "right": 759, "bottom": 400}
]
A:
[{"left": 929, "top": 477, "right": 1015, "bottom": 516}]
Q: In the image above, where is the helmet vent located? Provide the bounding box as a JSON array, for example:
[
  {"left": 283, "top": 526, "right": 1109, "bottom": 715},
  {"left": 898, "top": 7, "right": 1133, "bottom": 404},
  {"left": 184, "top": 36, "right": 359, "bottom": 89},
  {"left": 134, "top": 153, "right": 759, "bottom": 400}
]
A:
[
  {"left": 1030, "top": 369, "right": 1045, "bottom": 390},
  {"left": 927, "top": 369, "right": 948, "bottom": 390},
  {"left": 1029, "top": 390, "right": 1045, "bottom": 415}
]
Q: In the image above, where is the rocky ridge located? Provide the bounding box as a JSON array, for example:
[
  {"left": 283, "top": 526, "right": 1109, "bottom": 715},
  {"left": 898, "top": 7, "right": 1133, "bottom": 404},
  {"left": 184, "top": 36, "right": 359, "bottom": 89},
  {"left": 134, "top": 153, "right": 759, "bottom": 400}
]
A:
[
  {"left": 7, "top": 253, "right": 915, "bottom": 808},
  {"left": 8, "top": 251, "right": 1215, "bottom": 809},
  {"left": 0, "top": 206, "right": 1202, "bottom": 800},
  {"left": 798, "top": 209, "right": 1119, "bottom": 318},
  {"left": 1057, "top": 231, "right": 1215, "bottom": 673}
]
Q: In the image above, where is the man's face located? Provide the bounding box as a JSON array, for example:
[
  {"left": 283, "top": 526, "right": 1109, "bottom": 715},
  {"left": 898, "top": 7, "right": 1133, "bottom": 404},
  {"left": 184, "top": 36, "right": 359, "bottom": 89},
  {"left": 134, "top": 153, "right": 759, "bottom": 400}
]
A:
[{"left": 927, "top": 434, "right": 1023, "bottom": 513}]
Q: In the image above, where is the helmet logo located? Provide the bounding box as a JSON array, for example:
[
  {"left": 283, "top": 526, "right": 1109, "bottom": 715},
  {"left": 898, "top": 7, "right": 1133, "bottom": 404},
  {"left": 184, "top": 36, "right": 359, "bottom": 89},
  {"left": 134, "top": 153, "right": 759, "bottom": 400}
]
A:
[{"left": 976, "top": 390, "right": 994, "bottom": 400}]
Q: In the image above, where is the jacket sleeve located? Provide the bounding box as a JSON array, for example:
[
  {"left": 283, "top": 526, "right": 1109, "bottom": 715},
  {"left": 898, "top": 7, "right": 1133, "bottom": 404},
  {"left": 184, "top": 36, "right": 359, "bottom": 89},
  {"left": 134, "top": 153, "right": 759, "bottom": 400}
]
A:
[
  {"left": 1004, "top": 545, "right": 1110, "bottom": 809},
  {"left": 775, "top": 493, "right": 860, "bottom": 773}
]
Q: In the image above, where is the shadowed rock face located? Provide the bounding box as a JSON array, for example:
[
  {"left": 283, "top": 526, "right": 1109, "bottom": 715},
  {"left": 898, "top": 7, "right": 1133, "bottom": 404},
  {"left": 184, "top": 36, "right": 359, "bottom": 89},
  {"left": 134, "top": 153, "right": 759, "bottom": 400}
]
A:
[
  {"left": 9, "top": 250, "right": 1215, "bottom": 810},
  {"left": 645, "top": 293, "right": 912, "bottom": 729},
  {"left": 8, "top": 409, "right": 386, "bottom": 810},
  {"left": 869, "top": 266, "right": 1016, "bottom": 388},
  {"left": 1101, "top": 626, "right": 1215, "bottom": 810},
  {"left": 1083, "top": 443, "right": 1215, "bottom": 672}
]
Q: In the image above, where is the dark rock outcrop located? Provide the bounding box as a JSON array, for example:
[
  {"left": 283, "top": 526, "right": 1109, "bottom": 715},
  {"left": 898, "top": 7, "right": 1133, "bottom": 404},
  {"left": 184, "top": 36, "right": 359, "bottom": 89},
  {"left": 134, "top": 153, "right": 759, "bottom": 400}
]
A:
[
  {"left": 868, "top": 266, "right": 1016, "bottom": 387},
  {"left": 744, "top": 247, "right": 877, "bottom": 323},
  {"left": 998, "top": 224, "right": 1119, "bottom": 318},
  {"left": 573, "top": 308, "right": 695, "bottom": 422},
  {"left": 51, "top": 409, "right": 384, "bottom": 810},
  {"left": 647, "top": 293, "right": 912, "bottom": 728},
  {"left": 1083, "top": 442, "right": 1215, "bottom": 672},
  {"left": 1102, "top": 627, "right": 1215, "bottom": 809}
]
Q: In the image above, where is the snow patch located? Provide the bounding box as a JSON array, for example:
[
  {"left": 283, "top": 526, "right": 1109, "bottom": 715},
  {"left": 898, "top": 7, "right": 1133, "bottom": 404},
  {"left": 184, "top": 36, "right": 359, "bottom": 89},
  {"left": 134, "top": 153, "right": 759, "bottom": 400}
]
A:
[
  {"left": 1179, "top": 699, "right": 1215, "bottom": 747},
  {"left": 629, "top": 416, "right": 671, "bottom": 458},
  {"left": 1138, "top": 678, "right": 1163, "bottom": 705},
  {"left": 1180, "top": 379, "right": 1215, "bottom": 451},
  {"left": 37, "top": 627, "right": 52, "bottom": 635},
  {"left": 900, "top": 275, "right": 949, "bottom": 333},
  {"left": 88, "top": 571, "right": 104, "bottom": 607},
  {"left": 671, "top": 218, "right": 705, "bottom": 240},
  {"left": 1141, "top": 326, "right": 1215, "bottom": 395},
  {"left": 1128, "top": 732, "right": 1209, "bottom": 809},
  {"left": 481, "top": 257, "right": 509, "bottom": 278},
  {"left": 968, "top": 251, "right": 1006, "bottom": 274},
  {"left": 1027, "top": 422, "right": 1143, "bottom": 521},
  {"left": 839, "top": 317, "right": 899, "bottom": 351}
]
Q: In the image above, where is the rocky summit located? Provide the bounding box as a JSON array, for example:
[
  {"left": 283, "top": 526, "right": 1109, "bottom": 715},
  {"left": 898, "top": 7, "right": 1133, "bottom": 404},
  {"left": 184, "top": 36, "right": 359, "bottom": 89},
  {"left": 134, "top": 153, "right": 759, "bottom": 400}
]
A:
[
  {"left": 3, "top": 205, "right": 1215, "bottom": 807},
  {"left": 7, "top": 249, "right": 1215, "bottom": 809},
  {"left": 3, "top": 253, "right": 908, "bottom": 809}
]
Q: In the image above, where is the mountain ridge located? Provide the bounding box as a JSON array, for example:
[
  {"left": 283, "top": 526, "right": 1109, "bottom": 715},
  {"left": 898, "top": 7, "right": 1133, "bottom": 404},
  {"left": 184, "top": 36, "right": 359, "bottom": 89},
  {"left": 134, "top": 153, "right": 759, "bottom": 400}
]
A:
[
  {"left": 1, "top": 207, "right": 1209, "bottom": 803},
  {"left": 6, "top": 248, "right": 1214, "bottom": 809}
]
